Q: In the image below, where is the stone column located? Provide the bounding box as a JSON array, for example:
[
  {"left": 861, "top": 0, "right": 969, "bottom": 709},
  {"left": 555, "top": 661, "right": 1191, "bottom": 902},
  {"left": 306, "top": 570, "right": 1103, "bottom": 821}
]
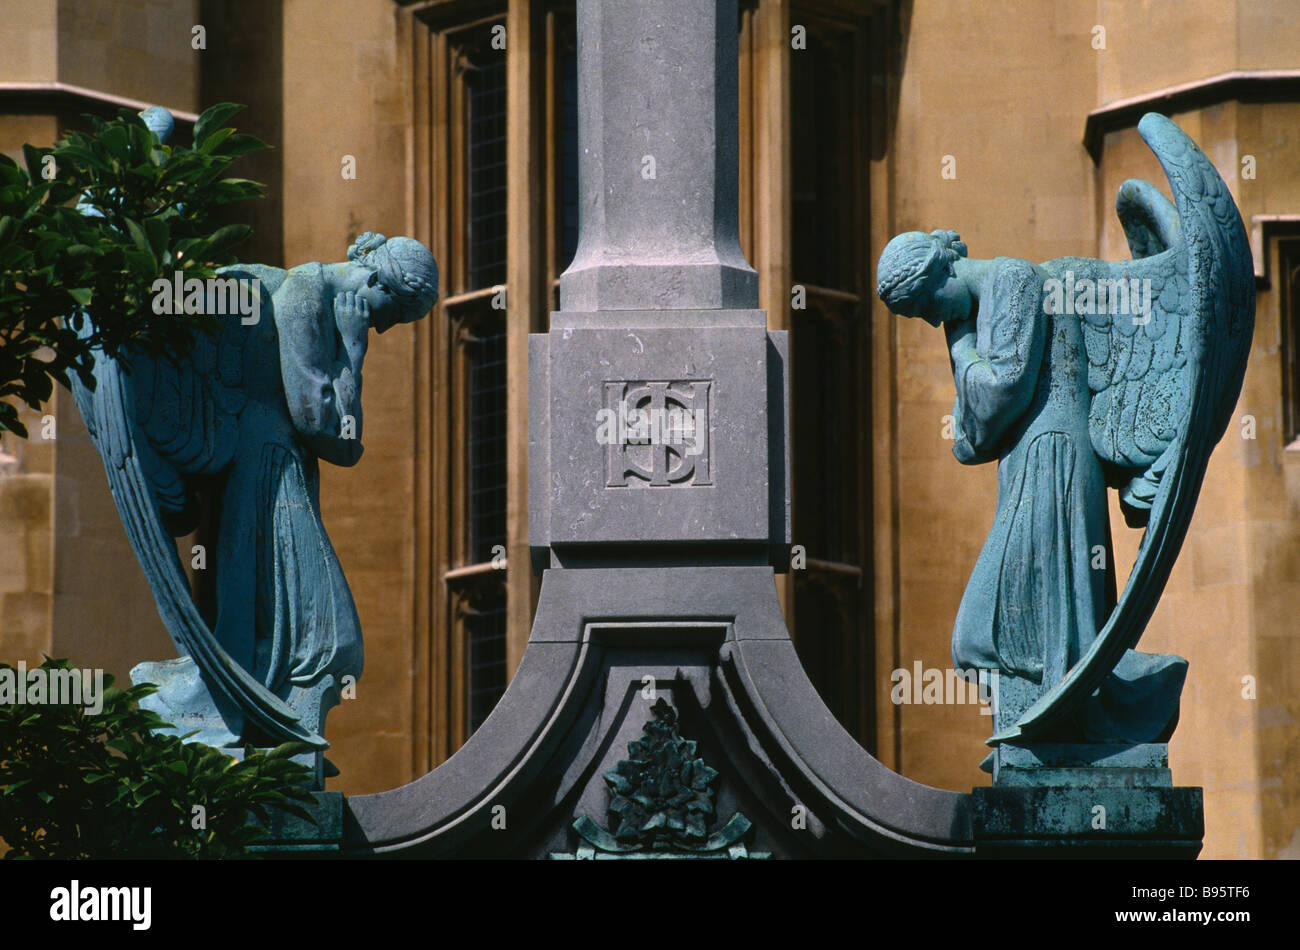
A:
[
  {"left": 533, "top": 0, "right": 786, "bottom": 569},
  {"left": 559, "top": 0, "right": 758, "bottom": 312}
]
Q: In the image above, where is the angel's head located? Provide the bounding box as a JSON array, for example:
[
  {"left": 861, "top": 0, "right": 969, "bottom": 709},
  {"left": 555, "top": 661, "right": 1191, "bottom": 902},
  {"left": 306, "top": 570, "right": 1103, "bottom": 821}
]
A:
[
  {"left": 876, "top": 229, "right": 970, "bottom": 327},
  {"left": 347, "top": 232, "right": 440, "bottom": 333}
]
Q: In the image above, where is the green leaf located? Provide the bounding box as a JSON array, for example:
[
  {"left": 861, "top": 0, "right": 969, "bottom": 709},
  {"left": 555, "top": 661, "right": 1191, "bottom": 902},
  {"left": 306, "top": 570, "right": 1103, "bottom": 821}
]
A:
[
  {"left": 193, "top": 103, "right": 246, "bottom": 147},
  {"left": 0, "top": 410, "right": 29, "bottom": 438},
  {"left": 197, "top": 126, "right": 235, "bottom": 155},
  {"left": 67, "top": 287, "right": 92, "bottom": 306},
  {"left": 22, "top": 144, "right": 47, "bottom": 183},
  {"left": 143, "top": 216, "right": 169, "bottom": 261},
  {"left": 265, "top": 741, "right": 314, "bottom": 760},
  {"left": 211, "top": 133, "right": 268, "bottom": 159},
  {"left": 51, "top": 145, "right": 108, "bottom": 173},
  {"left": 205, "top": 223, "right": 251, "bottom": 253},
  {"left": 99, "top": 125, "right": 130, "bottom": 166},
  {"left": 123, "top": 217, "right": 150, "bottom": 256}
]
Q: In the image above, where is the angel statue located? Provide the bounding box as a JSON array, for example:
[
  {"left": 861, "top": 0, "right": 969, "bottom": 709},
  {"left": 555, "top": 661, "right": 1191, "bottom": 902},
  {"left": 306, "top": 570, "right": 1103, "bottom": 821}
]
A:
[
  {"left": 73, "top": 115, "right": 438, "bottom": 753},
  {"left": 875, "top": 113, "right": 1253, "bottom": 749}
]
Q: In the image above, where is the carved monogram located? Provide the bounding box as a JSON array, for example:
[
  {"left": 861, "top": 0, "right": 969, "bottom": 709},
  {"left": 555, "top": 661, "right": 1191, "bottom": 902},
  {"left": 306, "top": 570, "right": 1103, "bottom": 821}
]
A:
[{"left": 602, "top": 380, "right": 711, "bottom": 487}]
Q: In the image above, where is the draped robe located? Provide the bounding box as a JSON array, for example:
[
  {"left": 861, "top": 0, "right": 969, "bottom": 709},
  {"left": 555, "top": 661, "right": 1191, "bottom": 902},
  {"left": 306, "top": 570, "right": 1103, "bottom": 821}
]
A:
[
  {"left": 947, "top": 258, "right": 1185, "bottom": 741},
  {"left": 208, "top": 263, "right": 364, "bottom": 736},
  {"left": 948, "top": 257, "right": 1112, "bottom": 687}
]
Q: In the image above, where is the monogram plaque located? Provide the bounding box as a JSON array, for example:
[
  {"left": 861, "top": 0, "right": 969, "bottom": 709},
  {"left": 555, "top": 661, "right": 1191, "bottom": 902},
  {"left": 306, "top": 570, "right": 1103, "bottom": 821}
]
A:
[{"left": 603, "top": 380, "right": 711, "bottom": 487}]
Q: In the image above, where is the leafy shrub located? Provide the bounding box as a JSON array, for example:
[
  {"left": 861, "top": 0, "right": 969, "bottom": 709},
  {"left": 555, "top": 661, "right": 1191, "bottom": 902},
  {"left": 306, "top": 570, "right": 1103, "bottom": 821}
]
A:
[
  {"left": 0, "top": 657, "right": 315, "bottom": 859},
  {"left": 0, "top": 103, "right": 266, "bottom": 436}
]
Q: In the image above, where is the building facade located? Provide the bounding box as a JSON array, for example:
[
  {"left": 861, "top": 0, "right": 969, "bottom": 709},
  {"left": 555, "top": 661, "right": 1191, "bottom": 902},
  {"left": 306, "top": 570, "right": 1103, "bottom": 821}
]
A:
[{"left": 0, "top": 0, "right": 1296, "bottom": 859}]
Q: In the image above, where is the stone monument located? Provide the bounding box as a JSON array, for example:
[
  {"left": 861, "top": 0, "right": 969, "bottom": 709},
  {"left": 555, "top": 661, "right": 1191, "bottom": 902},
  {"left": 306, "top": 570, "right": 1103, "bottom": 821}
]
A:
[{"left": 118, "top": 0, "right": 1221, "bottom": 857}]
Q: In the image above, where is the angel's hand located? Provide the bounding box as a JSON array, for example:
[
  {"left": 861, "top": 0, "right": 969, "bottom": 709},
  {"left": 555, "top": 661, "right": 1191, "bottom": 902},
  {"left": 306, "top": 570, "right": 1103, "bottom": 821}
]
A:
[{"left": 333, "top": 291, "right": 369, "bottom": 365}]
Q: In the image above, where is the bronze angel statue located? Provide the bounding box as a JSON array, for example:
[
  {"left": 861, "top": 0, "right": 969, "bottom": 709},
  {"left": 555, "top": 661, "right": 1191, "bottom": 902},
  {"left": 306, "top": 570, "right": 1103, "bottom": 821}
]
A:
[
  {"left": 72, "top": 115, "right": 438, "bottom": 753},
  {"left": 876, "top": 113, "right": 1253, "bottom": 747},
  {"left": 74, "top": 231, "right": 437, "bottom": 752}
]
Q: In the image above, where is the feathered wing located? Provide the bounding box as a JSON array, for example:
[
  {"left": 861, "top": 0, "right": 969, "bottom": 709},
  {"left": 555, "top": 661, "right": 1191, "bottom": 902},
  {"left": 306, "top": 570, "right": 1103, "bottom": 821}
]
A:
[
  {"left": 992, "top": 112, "right": 1255, "bottom": 744},
  {"left": 71, "top": 267, "right": 328, "bottom": 749}
]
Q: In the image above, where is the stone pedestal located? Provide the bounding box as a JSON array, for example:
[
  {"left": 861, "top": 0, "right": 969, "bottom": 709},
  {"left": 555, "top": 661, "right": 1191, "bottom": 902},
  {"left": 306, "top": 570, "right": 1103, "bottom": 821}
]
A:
[
  {"left": 341, "top": 568, "right": 973, "bottom": 858},
  {"left": 971, "top": 668, "right": 1202, "bottom": 857},
  {"left": 529, "top": 308, "right": 789, "bottom": 572},
  {"left": 971, "top": 784, "right": 1203, "bottom": 859},
  {"left": 973, "top": 742, "right": 1202, "bottom": 858}
]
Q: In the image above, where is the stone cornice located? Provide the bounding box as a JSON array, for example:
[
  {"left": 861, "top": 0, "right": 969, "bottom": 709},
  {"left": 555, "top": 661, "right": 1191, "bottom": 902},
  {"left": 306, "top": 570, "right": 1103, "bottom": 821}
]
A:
[
  {"left": 0, "top": 81, "right": 198, "bottom": 125},
  {"left": 1084, "top": 69, "right": 1300, "bottom": 163}
]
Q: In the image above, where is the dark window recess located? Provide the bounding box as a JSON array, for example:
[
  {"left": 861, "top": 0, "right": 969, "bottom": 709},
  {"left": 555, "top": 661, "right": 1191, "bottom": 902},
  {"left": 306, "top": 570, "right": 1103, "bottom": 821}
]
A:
[
  {"left": 1282, "top": 238, "right": 1300, "bottom": 442},
  {"left": 790, "top": 31, "right": 848, "bottom": 290},
  {"left": 468, "top": 57, "right": 507, "bottom": 289},
  {"left": 559, "top": 49, "right": 580, "bottom": 270},
  {"left": 468, "top": 327, "right": 507, "bottom": 564},
  {"left": 791, "top": 313, "right": 860, "bottom": 564},
  {"left": 785, "top": 16, "right": 872, "bottom": 748},
  {"left": 465, "top": 587, "right": 507, "bottom": 733}
]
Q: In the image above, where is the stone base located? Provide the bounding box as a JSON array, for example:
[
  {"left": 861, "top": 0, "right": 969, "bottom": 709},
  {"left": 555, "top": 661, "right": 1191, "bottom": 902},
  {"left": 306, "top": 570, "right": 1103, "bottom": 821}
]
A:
[
  {"left": 250, "top": 790, "right": 344, "bottom": 855},
  {"left": 981, "top": 741, "right": 1172, "bottom": 787},
  {"left": 343, "top": 567, "right": 973, "bottom": 858},
  {"left": 971, "top": 784, "right": 1203, "bottom": 858},
  {"left": 339, "top": 566, "right": 1206, "bottom": 859},
  {"left": 973, "top": 740, "right": 1202, "bottom": 858}
]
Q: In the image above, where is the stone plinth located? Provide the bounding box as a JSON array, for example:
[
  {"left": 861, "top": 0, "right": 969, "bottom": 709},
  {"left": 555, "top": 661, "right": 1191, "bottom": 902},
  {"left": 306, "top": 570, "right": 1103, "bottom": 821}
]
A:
[
  {"left": 971, "top": 785, "right": 1203, "bottom": 859},
  {"left": 973, "top": 741, "right": 1202, "bottom": 858},
  {"left": 530, "top": 309, "right": 789, "bottom": 572},
  {"left": 341, "top": 568, "right": 972, "bottom": 859}
]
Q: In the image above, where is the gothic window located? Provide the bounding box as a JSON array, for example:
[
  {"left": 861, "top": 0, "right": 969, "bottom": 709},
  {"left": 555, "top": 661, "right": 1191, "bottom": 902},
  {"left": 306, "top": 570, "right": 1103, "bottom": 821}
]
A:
[
  {"left": 787, "top": 6, "right": 874, "bottom": 746},
  {"left": 411, "top": 7, "right": 511, "bottom": 754}
]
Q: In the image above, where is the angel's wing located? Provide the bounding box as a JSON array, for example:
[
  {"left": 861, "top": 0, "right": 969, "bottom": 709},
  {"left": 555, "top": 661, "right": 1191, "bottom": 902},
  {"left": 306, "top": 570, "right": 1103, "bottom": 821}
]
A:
[
  {"left": 71, "top": 267, "right": 328, "bottom": 749},
  {"left": 992, "top": 112, "right": 1255, "bottom": 744}
]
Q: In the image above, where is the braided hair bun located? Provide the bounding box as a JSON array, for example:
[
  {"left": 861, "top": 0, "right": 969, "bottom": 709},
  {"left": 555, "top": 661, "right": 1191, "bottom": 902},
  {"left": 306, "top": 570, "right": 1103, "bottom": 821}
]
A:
[
  {"left": 876, "top": 229, "right": 967, "bottom": 316},
  {"left": 348, "top": 232, "right": 440, "bottom": 319}
]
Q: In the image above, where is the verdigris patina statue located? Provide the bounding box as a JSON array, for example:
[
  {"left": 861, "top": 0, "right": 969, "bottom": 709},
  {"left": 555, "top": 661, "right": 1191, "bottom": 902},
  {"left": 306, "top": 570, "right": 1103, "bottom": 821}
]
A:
[
  {"left": 73, "top": 113, "right": 438, "bottom": 752},
  {"left": 876, "top": 113, "right": 1254, "bottom": 751}
]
